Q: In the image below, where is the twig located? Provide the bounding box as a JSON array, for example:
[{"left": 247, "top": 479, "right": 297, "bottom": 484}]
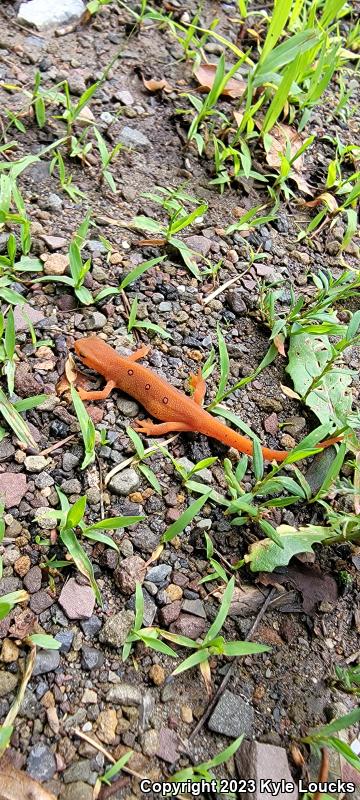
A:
[
  {"left": 203, "top": 264, "right": 251, "bottom": 305},
  {"left": 38, "top": 435, "right": 75, "bottom": 457},
  {"left": 189, "top": 586, "right": 277, "bottom": 742},
  {"left": 98, "top": 776, "right": 131, "bottom": 800}
]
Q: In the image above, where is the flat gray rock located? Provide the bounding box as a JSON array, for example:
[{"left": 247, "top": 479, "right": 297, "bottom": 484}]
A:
[
  {"left": 18, "top": 0, "right": 85, "bottom": 30},
  {"left": 208, "top": 689, "right": 254, "bottom": 737}
]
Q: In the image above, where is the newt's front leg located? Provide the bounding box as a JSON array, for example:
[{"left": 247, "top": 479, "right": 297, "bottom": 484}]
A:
[
  {"left": 133, "top": 420, "right": 194, "bottom": 436},
  {"left": 127, "top": 345, "right": 151, "bottom": 362},
  {"left": 78, "top": 380, "right": 116, "bottom": 401}
]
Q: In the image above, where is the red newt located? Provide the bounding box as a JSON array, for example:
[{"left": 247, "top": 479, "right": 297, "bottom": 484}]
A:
[{"left": 74, "top": 336, "right": 339, "bottom": 463}]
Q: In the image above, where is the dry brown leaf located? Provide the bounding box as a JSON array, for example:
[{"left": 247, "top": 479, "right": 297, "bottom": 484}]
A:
[
  {"left": 265, "top": 123, "right": 312, "bottom": 195},
  {"left": 142, "top": 77, "right": 172, "bottom": 93},
  {"left": 260, "top": 563, "right": 338, "bottom": 614},
  {"left": 194, "top": 63, "right": 246, "bottom": 98},
  {"left": 56, "top": 355, "right": 78, "bottom": 397},
  {"left": 0, "top": 761, "right": 56, "bottom": 800},
  {"left": 280, "top": 383, "right": 301, "bottom": 400},
  {"left": 303, "top": 192, "right": 338, "bottom": 212},
  {"left": 274, "top": 334, "right": 286, "bottom": 356}
]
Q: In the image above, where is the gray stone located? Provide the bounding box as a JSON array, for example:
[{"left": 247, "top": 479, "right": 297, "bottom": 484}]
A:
[
  {"left": 158, "top": 302, "right": 172, "bottom": 313},
  {"left": 235, "top": 741, "right": 298, "bottom": 800},
  {"left": 126, "top": 589, "right": 156, "bottom": 626},
  {"left": 61, "top": 478, "right": 82, "bottom": 495},
  {"left": 117, "top": 397, "right": 139, "bottom": 417},
  {"left": 0, "top": 671, "right": 18, "bottom": 697},
  {"left": 208, "top": 690, "right": 254, "bottom": 737},
  {"left": 18, "top": 0, "right": 85, "bottom": 31},
  {"left": 55, "top": 630, "right": 74, "bottom": 653},
  {"left": 81, "top": 644, "right": 104, "bottom": 671},
  {"left": 181, "top": 598, "right": 206, "bottom": 618},
  {"left": 0, "top": 440, "right": 15, "bottom": 462},
  {"left": 62, "top": 452, "right": 81, "bottom": 471},
  {"left": 33, "top": 649, "right": 60, "bottom": 675},
  {"left": 80, "top": 615, "right": 102, "bottom": 638},
  {"left": 116, "top": 90, "right": 134, "bottom": 106},
  {"left": 106, "top": 683, "right": 142, "bottom": 705},
  {"left": 119, "top": 126, "right": 151, "bottom": 149},
  {"left": 63, "top": 759, "right": 92, "bottom": 784},
  {"left": 176, "top": 457, "right": 213, "bottom": 483},
  {"left": 20, "top": 689, "right": 40, "bottom": 720},
  {"left": 60, "top": 781, "right": 93, "bottom": 800},
  {"left": 84, "top": 312, "right": 107, "bottom": 331},
  {"left": 130, "top": 525, "right": 158, "bottom": 554},
  {"left": 46, "top": 192, "right": 63, "bottom": 212},
  {"left": 58, "top": 578, "right": 95, "bottom": 620},
  {"left": 27, "top": 743, "right": 56, "bottom": 782},
  {"left": 169, "top": 614, "right": 206, "bottom": 639},
  {"left": 29, "top": 590, "right": 55, "bottom": 614},
  {"left": 99, "top": 610, "right": 134, "bottom": 647},
  {"left": 24, "top": 455, "right": 49, "bottom": 473},
  {"left": 86, "top": 240, "right": 108, "bottom": 254},
  {"left": 146, "top": 564, "right": 172, "bottom": 584},
  {"left": 100, "top": 112, "right": 114, "bottom": 124},
  {"left": 184, "top": 235, "right": 211, "bottom": 259},
  {"left": 108, "top": 468, "right": 140, "bottom": 496}
]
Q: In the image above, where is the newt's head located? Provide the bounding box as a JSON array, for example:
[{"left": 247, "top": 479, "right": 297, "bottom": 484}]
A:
[{"left": 74, "top": 336, "right": 113, "bottom": 372}]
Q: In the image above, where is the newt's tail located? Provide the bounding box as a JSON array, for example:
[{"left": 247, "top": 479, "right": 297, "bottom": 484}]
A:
[{"left": 197, "top": 413, "right": 341, "bottom": 463}]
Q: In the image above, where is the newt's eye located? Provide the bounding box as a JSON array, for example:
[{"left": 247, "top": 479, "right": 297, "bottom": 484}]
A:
[
  {"left": 162, "top": 397, "right": 169, "bottom": 404},
  {"left": 145, "top": 383, "right": 150, "bottom": 390},
  {"left": 128, "top": 369, "right": 134, "bottom": 376}
]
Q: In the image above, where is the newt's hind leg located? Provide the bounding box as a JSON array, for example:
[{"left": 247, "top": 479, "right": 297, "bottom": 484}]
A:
[
  {"left": 133, "top": 419, "right": 194, "bottom": 436},
  {"left": 127, "top": 345, "right": 151, "bottom": 362},
  {"left": 189, "top": 369, "right": 206, "bottom": 406},
  {"left": 78, "top": 380, "right": 116, "bottom": 401}
]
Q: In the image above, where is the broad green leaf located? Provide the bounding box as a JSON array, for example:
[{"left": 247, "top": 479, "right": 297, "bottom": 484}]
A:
[
  {"left": 29, "top": 634, "right": 61, "bottom": 649},
  {"left": 286, "top": 333, "right": 352, "bottom": 426},
  {"left": 245, "top": 524, "right": 333, "bottom": 572},
  {"left": 0, "top": 590, "right": 28, "bottom": 620},
  {"left": 131, "top": 216, "right": 163, "bottom": 234}
]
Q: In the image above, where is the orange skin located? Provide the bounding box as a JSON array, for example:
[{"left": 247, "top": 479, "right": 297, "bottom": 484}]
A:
[{"left": 74, "top": 337, "right": 339, "bottom": 463}]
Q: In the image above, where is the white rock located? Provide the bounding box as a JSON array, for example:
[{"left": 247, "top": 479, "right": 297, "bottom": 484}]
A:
[{"left": 18, "top": 0, "right": 85, "bottom": 31}]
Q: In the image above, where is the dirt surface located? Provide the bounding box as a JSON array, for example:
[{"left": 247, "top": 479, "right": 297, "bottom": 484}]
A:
[{"left": 0, "top": 1, "right": 359, "bottom": 798}]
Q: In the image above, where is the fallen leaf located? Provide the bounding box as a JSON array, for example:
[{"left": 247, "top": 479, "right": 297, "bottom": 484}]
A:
[
  {"left": 303, "top": 192, "right": 338, "bottom": 212},
  {"left": 142, "top": 76, "right": 172, "bottom": 93},
  {"left": 253, "top": 624, "right": 284, "bottom": 646},
  {"left": 280, "top": 383, "right": 301, "bottom": 400},
  {"left": 56, "top": 354, "right": 80, "bottom": 397},
  {"left": 8, "top": 609, "right": 36, "bottom": 640},
  {"left": 260, "top": 562, "right": 338, "bottom": 614},
  {"left": 274, "top": 334, "right": 286, "bottom": 356},
  {"left": 194, "top": 63, "right": 246, "bottom": 98},
  {"left": 0, "top": 761, "right": 56, "bottom": 800},
  {"left": 65, "top": 354, "right": 77, "bottom": 385},
  {"left": 265, "top": 123, "right": 312, "bottom": 194},
  {"left": 244, "top": 524, "right": 333, "bottom": 572}
]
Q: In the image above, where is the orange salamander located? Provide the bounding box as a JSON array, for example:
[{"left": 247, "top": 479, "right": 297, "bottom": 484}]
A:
[{"left": 74, "top": 336, "right": 339, "bottom": 463}]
